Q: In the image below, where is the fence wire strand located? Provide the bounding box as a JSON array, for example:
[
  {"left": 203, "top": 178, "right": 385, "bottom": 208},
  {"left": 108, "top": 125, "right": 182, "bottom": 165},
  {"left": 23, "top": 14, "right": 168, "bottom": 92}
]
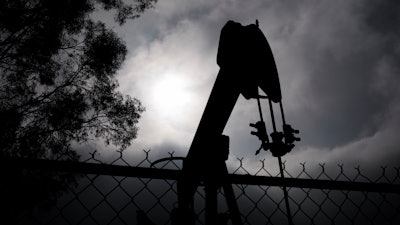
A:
[{"left": 2, "top": 150, "right": 399, "bottom": 225}]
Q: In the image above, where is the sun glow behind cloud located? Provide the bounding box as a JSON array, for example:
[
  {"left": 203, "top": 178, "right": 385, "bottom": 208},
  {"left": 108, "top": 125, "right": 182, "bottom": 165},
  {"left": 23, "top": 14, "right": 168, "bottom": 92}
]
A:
[
  {"left": 116, "top": 20, "right": 220, "bottom": 154},
  {"left": 112, "top": 0, "right": 400, "bottom": 170},
  {"left": 150, "top": 73, "right": 193, "bottom": 121}
]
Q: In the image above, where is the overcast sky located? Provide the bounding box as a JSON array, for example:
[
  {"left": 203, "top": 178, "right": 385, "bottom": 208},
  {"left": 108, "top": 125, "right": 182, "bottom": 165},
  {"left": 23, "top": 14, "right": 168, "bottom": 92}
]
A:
[{"left": 97, "top": 0, "right": 400, "bottom": 172}]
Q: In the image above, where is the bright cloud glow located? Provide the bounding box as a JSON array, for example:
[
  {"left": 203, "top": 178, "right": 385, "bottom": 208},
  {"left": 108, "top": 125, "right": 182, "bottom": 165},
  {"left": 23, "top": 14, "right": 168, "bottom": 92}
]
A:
[
  {"left": 150, "top": 73, "right": 193, "bottom": 121},
  {"left": 111, "top": 0, "right": 400, "bottom": 170}
]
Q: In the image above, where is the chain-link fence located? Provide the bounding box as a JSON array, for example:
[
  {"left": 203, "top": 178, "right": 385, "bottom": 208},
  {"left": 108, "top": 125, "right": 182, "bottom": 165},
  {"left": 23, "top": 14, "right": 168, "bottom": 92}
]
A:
[{"left": 1, "top": 150, "right": 399, "bottom": 225}]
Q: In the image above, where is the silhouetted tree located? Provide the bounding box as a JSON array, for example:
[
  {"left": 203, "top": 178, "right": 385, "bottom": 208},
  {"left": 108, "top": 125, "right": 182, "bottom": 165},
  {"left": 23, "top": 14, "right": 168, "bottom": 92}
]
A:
[
  {"left": 0, "top": 0, "right": 155, "bottom": 159},
  {"left": 0, "top": 0, "right": 155, "bottom": 222}
]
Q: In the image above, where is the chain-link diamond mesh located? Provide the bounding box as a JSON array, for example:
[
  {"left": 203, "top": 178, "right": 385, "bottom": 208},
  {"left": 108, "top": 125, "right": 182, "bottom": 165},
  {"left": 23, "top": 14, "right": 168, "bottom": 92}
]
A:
[{"left": 3, "top": 150, "right": 399, "bottom": 225}]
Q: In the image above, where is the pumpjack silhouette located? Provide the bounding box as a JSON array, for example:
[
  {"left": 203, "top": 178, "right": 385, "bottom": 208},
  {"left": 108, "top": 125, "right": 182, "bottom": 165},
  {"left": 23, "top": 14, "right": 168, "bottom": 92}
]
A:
[{"left": 164, "top": 20, "right": 299, "bottom": 225}]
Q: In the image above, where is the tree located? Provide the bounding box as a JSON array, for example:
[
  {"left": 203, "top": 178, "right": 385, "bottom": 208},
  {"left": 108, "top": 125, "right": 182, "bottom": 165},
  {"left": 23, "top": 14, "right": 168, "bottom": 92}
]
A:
[
  {"left": 0, "top": 0, "right": 155, "bottom": 160},
  {"left": 0, "top": 0, "right": 155, "bottom": 222}
]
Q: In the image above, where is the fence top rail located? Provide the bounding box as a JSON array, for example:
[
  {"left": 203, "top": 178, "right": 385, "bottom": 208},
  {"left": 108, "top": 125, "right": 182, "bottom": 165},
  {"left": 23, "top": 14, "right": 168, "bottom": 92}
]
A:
[{"left": 2, "top": 157, "right": 399, "bottom": 194}]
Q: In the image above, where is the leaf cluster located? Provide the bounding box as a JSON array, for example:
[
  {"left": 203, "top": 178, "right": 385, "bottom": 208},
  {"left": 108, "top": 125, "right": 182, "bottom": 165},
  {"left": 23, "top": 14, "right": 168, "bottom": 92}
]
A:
[
  {"left": 0, "top": 0, "right": 154, "bottom": 159},
  {"left": 0, "top": 0, "right": 155, "bottom": 221}
]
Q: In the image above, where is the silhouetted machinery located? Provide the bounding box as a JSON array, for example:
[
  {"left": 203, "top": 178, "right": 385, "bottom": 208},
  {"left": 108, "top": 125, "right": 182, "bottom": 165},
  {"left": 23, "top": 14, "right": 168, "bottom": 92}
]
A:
[{"left": 170, "top": 20, "right": 299, "bottom": 225}]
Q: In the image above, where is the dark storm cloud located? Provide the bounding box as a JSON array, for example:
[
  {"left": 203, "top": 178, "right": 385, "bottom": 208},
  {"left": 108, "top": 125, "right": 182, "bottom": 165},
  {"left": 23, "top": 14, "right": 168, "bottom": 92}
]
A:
[
  {"left": 112, "top": 0, "right": 400, "bottom": 169},
  {"left": 267, "top": 0, "right": 400, "bottom": 150},
  {"left": 360, "top": 0, "right": 400, "bottom": 37},
  {"left": 265, "top": 0, "right": 400, "bottom": 169}
]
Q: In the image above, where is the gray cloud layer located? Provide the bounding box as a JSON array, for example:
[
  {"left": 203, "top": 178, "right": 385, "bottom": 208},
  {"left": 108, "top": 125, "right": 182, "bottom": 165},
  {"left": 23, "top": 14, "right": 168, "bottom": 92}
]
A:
[{"left": 111, "top": 0, "right": 400, "bottom": 170}]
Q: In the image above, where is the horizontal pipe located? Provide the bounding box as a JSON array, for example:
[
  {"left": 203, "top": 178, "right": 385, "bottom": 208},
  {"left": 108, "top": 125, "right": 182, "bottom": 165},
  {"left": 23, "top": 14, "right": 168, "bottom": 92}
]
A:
[
  {"left": 1, "top": 157, "right": 399, "bottom": 194},
  {"left": 228, "top": 174, "right": 400, "bottom": 194},
  {"left": 0, "top": 157, "right": 180, "bottom": 180}
]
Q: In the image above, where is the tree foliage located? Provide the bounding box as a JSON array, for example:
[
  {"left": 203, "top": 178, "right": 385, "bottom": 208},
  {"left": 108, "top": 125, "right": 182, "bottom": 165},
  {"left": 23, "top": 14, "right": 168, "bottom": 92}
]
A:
[
  {"left": 0, "top": 0, "right": 155, "bottom": 222},
  {"left": 0, "top": 0, "right": 154, "bottom": 159}
]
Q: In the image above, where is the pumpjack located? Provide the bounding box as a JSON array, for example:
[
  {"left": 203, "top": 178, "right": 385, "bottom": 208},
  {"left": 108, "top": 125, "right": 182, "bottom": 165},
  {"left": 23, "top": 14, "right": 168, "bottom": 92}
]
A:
[{"left": 162, "top": 20, "right": 300, "bottom": 225}]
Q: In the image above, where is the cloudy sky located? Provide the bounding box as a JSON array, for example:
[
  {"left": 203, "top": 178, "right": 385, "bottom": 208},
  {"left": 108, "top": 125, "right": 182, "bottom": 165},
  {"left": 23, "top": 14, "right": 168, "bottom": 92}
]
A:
[{"left": 98, "top": 0, "right": 400, "bottom": 172}]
